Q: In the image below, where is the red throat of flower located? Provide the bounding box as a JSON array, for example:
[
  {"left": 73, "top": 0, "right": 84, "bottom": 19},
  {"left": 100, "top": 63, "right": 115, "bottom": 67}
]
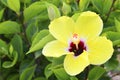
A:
[
  {"left": 68, "top": 34, "right": 87, "bottom": 56},
  {"left": 68, "top": 41, "right": 86, "bottom": 56}
]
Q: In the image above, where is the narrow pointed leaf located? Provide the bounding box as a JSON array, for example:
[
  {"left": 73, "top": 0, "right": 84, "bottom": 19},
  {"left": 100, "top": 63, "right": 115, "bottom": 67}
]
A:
[{"left": 27, "top": 30, "right": 55, "bottom": 54}]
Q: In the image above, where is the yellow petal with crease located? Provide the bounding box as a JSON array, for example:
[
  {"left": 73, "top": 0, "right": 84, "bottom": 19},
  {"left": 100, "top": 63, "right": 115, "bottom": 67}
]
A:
[
  {"left": 87, "top": 37, "right": 114, "bottom": 65},
  {"left": 42, "top": 40, "right": 71, "bottom": 57},
  {"left": 75, "top": 11, "right": 103, "bottom": 39},
  {"left": 64, "top": 51, "right": 89, "bottom": 76},
  {"left": 49, "top": 16, "right": 75, "bottom": 43}
]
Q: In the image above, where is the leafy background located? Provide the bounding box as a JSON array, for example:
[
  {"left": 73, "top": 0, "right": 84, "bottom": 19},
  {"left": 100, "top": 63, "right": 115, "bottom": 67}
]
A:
[{"left": 0, "top": 0, "right": 120, "bottom": 80}]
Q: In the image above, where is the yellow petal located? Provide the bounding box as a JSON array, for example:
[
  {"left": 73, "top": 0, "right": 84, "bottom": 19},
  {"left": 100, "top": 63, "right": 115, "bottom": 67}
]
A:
[
  {"left": 42, "top": 40, "right": 71, "bottom": 57},
  {"left": 87, "top": 37, "right": 114, "bottom": 65},
  {"left": 75, "top": 11, "right": 103, "bottom": 39},
  {"left": 64, "top": 51, "right": 89, "bottom": 76},
  {"left": 49, "top": 16, "right": 75, "bottom": 43}
]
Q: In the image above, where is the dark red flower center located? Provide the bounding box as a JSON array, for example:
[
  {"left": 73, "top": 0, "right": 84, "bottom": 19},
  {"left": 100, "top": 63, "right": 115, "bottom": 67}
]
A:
[{"left": 68, "top": 40, "right": 87, "bottom": 56}]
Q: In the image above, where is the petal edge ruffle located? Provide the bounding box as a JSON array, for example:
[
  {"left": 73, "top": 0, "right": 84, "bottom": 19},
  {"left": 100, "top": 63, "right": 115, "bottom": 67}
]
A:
[
  {"left": 87, "top": 37, "right": 114, "bottom": 65},
  {"left": 49, "top": 16, "right": 75, "bottom": 43},
  {"left": 75, "top": 11, "right": 103, "bottom": 39},
  {"left": 64, "top": 51, "right": 89, "bottom": 76}
]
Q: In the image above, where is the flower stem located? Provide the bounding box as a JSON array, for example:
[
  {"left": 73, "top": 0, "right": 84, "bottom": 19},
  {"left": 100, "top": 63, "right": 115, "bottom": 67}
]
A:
[
  {"left": 105, "top": 0, "right": 116, "bottom": 22},
  {"left": 17, "top": 11, "right": 30, "bottom": 48}
]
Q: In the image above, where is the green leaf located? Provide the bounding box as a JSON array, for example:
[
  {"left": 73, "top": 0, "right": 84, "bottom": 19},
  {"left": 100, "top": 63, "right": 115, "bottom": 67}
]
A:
[
  {"left": 2, "top": 51, "right": 18, "bottom": 68},
  {"left": 46, "top": 2, "right": 61, "bottom": 20},
  {"left": 26, "top": 22, "right": 37, "bottom": 42},
  {"left": 19, "top": 59, "right": 35, "bottom": 74},
  {"left": 102, "top": 26, "right": 116, "bottom": 33},
  {"left": 32, "top": 30, "right": 49, "bottom": 46},
  {"left": 72, "top": 13, "right": 80, "bottom": 21},
  {"left": 7, "top": 74, "right": 19, "bottom": 80},
  {"left": 34, "top": 77, "right": 47, "bottom": 80},
  {"left": 7, "top": 0, "right": 20, "bottom": 14},
  {"left": 102, "top": 31, "right": 120, "bottom": 41},
  {"left": 79, "top": 0, "right": 90, "bottom": 11},
  {"left": 0, "top": 9, "right": 4, "bottom": 21},
  {"left": 46, "top": 57, "right": 54, "bottom": 62},
  {"left": 20, "top": 0, "right": 31, "bottom": 3},
  {"left": 0, "top": 21, "right": 20, "bottom": 34},
  {"left": 20, "top": 65, "right": 37, "bottom": 80},
  {"left": 91, "top": 0, "right": 112, "bottom": 14},
  {"left": 34, "top": 50, "right": 42, "bottom": 59},
  {"left": 113, "top": 39, "right": 120, "bottom": 46},
  {"left": 114, "top": 0, "right": 120, "bottom": 10},
  {"left": 109, "top": 10, "right": 120, "bottom": 24},
  {"left": 52, "top": 56, "right": 64, "bottom": 67},
  {"left": 0, "top": 0, "right": 8, "bottom": 6},
  {"left": 91, "top": 0, "right": 103, "bottom": 14},
  {"left": 62, "top": 2, "right": 71, "bottom": 15},
  {"left": 103, "top": 0, "right": 112, "bottom": 14},
  {"left": 41, "top": 0, "right": 61, "bottom": 6},
  {"left": 0, "top": 39, "right": 8, "bottom": 56},
  {"left": 104, "top": 58, "right": 119, "bottom": 71},
  {"left": 102, "top": 31, "right": 120, "bottom": 46},
  {"left": 70, "top": 77, "right": 78, "bottom": 80},
  {"left": 27, "top": 30, "right": 55, "bottom": 54},
  {"left": 11, "top": 34, "right": 24, "bottom": 61},
  {"left": 44, "top": 64, "right": 53, "bottom": 79},
  {"left": 0, "top": 59, "right": 1, "bottom": 69},
  {"left": 45, "top": 56, "right": 65, "bottom": 79},
  {"left": 24, "top": 2, "right": 47, "bottom": 22},
  {"left": 115, "top": 18, "right": 120, "bottom": 32},
  {"left": 53, "top": 68, "right": 70, "bottom": 80},
  {"left": 9, "top": 45, "right": 14, "bottom": 55},
  {"left": 88, "top": 66, "right": 106, "bottom": 80}
]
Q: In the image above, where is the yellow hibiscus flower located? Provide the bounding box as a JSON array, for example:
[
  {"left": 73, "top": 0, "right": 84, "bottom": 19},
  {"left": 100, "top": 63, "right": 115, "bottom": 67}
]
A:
[{"left": 42, "top": 11, "right": 114, "bottom": 76}]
